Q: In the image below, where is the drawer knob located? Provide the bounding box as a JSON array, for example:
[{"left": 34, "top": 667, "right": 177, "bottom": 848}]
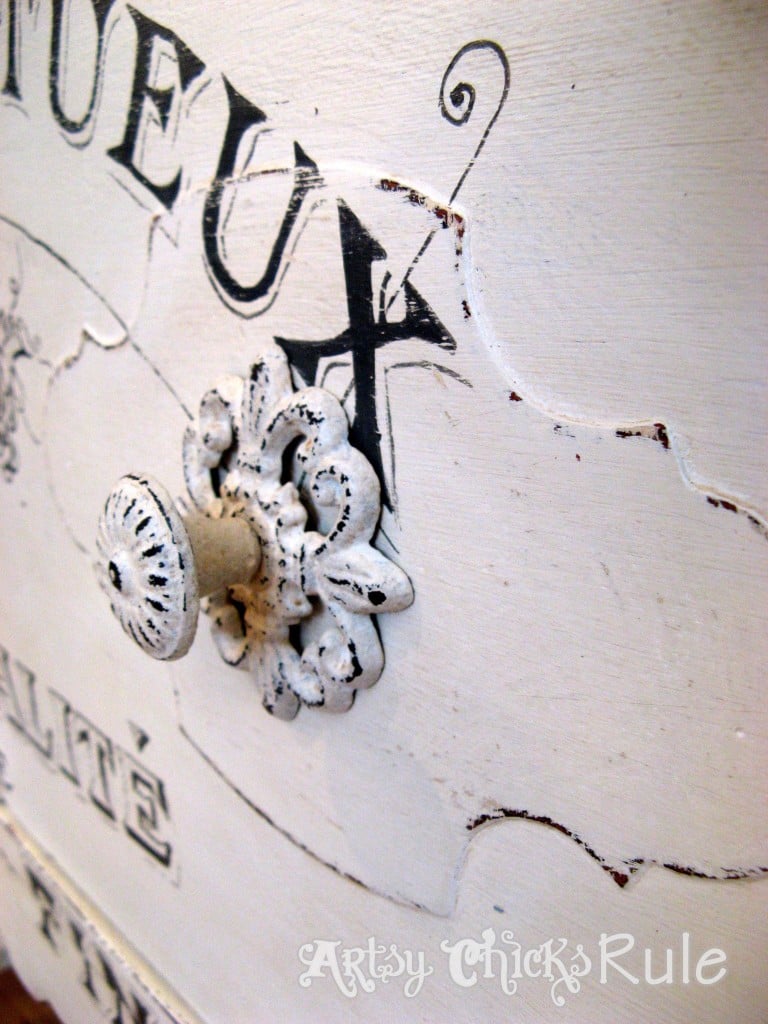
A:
[
  {"left": 96, "top": 474, "right": 261, "bottom": 661},
  {"left": 95, "top": 350, "right": 413, "bottom": 718}
]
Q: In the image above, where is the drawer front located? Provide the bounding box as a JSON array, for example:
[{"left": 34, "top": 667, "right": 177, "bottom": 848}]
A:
[{"left": 0, "top": 2, "right": 766, "bottom": 1021}]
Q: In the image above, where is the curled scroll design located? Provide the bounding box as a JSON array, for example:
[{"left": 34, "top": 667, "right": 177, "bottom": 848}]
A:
[
  {"left": 387, "top": 40, "right": 511, "bottom": 311},
  {"left": 439, "top": 39, "right": 511, "bottom": 204},
  {"left": 181, "top": 350, "right": 414, "bottom": 719},
  {"left": 1, "top": 276, "right": 39, "bottom": 482},
  {"left": 439, "top": 67, "right": 476, "bottom": 126}
]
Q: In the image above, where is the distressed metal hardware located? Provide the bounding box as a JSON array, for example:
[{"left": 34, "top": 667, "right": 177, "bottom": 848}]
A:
[{"left": 96, "top": 350, "right": 413, "bottom": 718}]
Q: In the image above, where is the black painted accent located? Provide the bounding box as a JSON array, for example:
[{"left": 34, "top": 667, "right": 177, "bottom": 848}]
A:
[
  {"left": 97, "top": 946, "right": 151, "bottom": 1023},
  {"left": 107, "top": 6, "right": 205, "bottom": 209},
  {"left": 49, "top": 0, "right": 116, "bottom": 135},
  {"left": 1, "top": 0, "right": 20, "bottom": 99},
  {"left": 107, "top": 560, "right": 121, "bottom": 591},
  {"left": 203, "top": 75, "right": 320, "bottom": 305},
  {"left": 69, "top": 919, "right": 98, "bottom": 997},
  {"left": 277, "top": 201, "right": 455, "bottom": 507},
  {"left": 26, "top": 868, "right": 58, "bottom": 948}
]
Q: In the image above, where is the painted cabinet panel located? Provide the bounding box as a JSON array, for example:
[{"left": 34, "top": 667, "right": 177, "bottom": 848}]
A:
[{"left": 0, "top": 2, "right": 766, "bottom": 1021}]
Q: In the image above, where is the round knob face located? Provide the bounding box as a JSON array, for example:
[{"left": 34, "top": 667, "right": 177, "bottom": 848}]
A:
[{"left": 96, "top": 475, "right": 199, "bottom": 660}]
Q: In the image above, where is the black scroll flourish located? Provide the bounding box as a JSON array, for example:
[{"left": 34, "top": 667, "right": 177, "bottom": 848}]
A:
[
  {"left": 440, "top": 76, "right": 475, "bottom": 127},
  {"left": 385, "top": 39, "right": 510, "bottom": 314},
  {"left": 439, "top": 39, "right": 511, "bottom": 204}
]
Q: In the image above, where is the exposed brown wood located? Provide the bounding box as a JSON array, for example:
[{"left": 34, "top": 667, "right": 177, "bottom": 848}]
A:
[{"left": 0, "top": 969, "right": 62, "bottom": 1024}]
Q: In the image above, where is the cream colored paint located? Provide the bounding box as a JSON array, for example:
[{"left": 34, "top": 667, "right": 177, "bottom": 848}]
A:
[{"left": 0, "top": 1, "right": 765, "bottom": 1020}]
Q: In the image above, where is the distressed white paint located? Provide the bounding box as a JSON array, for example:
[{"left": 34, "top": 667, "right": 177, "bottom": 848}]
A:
[
  {"left": 0, "top": 813, "right": 200, "bottom": 1024},
  {"left": 97, "top": 351, "right": 413, "bottom": 712},
  {"left": 0, "top": 1, "right": 766, "bottom": 1021}
]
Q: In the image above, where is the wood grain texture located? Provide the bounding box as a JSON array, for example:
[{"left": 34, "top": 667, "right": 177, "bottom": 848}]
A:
[{"left": 0, "top": 1, "right": 765, "bottom": 1020}]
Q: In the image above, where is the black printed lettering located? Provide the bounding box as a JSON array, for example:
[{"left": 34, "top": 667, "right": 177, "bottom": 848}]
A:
[
  {"left": 49, "top": 0, "right": 117, "bottom": 135},
  {"left": 120, "top": 750, "right": 172, "bottom": 866},
  {"left": 107, "top": 5, "right": 204, "bottom": 208},
  {"left": 202, "top": 76, "right": 320, "bottom": 309},
  {"left": 27, "top": 867, "right": 60, "bottom": 948},
  {"left": 71, "top": 711, "right": 119, "bottom": 820},
  {"left": 0, "top": 644, "right": 53, "bottom": 755},
  {"left": 1, "top": 0, "right": 21, "bottom": 99},
  {"left": 69, "top": 919, "right": 99, "bottom": 999},
  {"left": 97, "top": 949, "right": 150, "bottom": 1024}
]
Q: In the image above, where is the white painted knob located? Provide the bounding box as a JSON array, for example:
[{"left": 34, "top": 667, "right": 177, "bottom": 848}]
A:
[
  {"left": 94, "top": 351, "right": 413, "bottom": 718},
  {"left": 96, "top": 474, "right": 261, "bottom": 661}
]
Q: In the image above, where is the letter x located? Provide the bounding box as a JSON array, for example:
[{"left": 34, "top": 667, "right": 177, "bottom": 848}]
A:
[{"left": 276, "top": 201, "right": 455, "bottom": 509}]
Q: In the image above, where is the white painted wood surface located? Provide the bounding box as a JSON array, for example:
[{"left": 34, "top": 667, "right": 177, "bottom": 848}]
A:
[{"left": 0, "top": 2, "right": 766, "bottom": 1020}]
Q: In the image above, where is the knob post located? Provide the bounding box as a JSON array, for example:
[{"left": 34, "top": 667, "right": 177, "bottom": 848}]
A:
[
  {"left": 96, "top": 475, "right": 260, "bottom": 661},
  {"left": 184, "top": 513, "right": 261, "bottom": 597}
]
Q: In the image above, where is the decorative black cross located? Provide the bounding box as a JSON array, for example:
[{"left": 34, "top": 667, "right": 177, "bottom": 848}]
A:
[{"left": 276, "top": 200, "right": 455, "bottom": 509}]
